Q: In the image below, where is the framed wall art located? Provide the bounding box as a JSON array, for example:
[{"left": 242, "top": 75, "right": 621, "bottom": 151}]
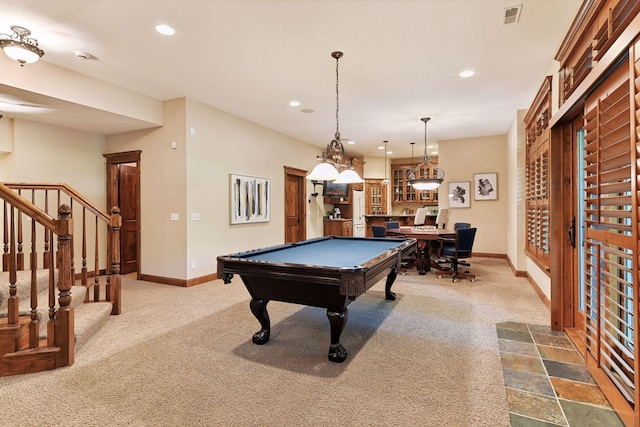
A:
[
  {"left": 474, "top": 173, "right": 498, "bottom": 201},
  {"left": 230, "top": 174, "right": 271, "bottom": 224},
  {"left": 448, "top": 181, "right": 470, "bottom": 208}
]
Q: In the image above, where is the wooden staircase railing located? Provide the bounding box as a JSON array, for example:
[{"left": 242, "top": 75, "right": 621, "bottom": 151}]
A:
[{"left": 0, "top": 182, "right": 121, "bottom": 376}]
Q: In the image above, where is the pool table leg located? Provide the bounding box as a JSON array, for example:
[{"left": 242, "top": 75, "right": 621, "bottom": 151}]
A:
[
  {"left": 249, "top": 298, "right": 270, "bottom": 345},
  {"left": 327, "top": 308, "right": 349, "bottom": 363},
  {"left": 385, "top": 265, "right": 398, "bottom": 300}
]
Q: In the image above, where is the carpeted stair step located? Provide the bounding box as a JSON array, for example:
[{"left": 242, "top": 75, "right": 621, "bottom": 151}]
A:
[
  {"left": 0, "top": 285, "right": 87, "bottom": 335},
  {"left": 73, "top": 302, "right": 113, "bottom": 351},
  {"left": 0, "top": 270, "right": 56, "bottom": 312}
]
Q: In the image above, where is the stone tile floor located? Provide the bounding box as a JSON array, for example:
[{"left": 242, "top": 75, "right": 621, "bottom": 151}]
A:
[{"left": 496, "top": 322, "right": 625, "bottom": 427}]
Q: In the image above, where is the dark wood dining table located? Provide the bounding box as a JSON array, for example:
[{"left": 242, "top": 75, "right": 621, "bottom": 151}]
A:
[{"left": 386, "top": 226, "right": 456, "bottom": 275}]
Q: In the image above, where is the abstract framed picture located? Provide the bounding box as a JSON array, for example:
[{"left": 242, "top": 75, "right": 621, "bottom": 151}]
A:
[
  {"left": 448, "top": 181, "right": 471, "bottom": 208},
  {"left": 474, "top": 172, "right": 498, "bottom": 201},
  {"left": 230, "top": 174, "right": 271, "bottom": 224}
]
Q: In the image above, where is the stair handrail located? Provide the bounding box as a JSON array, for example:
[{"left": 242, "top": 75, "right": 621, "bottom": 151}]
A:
[
  {"left": 3, "top": 183, "right": 110, "bottom": 224},
  {"left": 0, "top": 183, "right": 59, "bottom": 231}
]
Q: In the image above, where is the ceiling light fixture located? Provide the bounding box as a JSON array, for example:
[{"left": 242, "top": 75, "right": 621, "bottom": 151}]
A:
[
  {"left": 0, "top": 26, "right": 44, "bottom": 66},
  {"left": 307, "top": 51, "right": 363, "bottom": 184},
  {"left": 408, "top": 117, "right": 444, "bottom": 190},
  {"left": 381, "top": 140, "right": 390, "bottom": 185},
  {"left": 155, "top": 24, "right": 175, "bottom": 36}
]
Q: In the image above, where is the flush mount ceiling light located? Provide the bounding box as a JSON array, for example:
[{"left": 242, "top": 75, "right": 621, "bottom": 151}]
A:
[
  {"left": 307, "top": 51, "right": 363, "bottom": 184},
  {"left": 155, "top": 24, "right": 175, "bottom": 36},
  {"left": 0, "top": 26, "right": 44, "bottom": 66},
  {"left": 408, "top": 117, "right": 445, "bottom": 190}
]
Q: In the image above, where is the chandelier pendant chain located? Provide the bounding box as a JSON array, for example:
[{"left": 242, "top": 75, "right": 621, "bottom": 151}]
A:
[{"left": 334, "top": 51, "right": 341, "bottom": 140}]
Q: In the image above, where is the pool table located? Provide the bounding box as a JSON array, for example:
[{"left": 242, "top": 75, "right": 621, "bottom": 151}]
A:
[{"left": 217, "top": 236, "right": 416, "bottom": 362}]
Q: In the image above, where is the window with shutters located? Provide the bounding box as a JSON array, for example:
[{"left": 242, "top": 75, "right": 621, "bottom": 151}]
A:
[
  {"left": 524, "top": 77, "right": 552, "bottom": 272},
  {"left": 582, "top": 69, "right": 636, "bottom": 404}
]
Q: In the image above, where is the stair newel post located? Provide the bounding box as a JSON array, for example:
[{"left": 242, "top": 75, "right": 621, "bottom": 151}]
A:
[
  {"left": 108, "top": 206, "right": 122, "bottom": 315},
  {"left": 54, "top": 204, "right": 74, "bottom": 367}
]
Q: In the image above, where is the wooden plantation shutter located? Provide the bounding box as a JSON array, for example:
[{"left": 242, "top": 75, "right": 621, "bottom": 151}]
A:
[
  {"left": 525, "top": 77, "right": 552, "bottom": 272},
  {"left": 581, "top": 57, "right": 637, "bottom": 405}
]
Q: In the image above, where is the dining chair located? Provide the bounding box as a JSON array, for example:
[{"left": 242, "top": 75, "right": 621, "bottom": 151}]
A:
[
  {"left": 435, "top": 208, "right": 449, "bottom": 229},
  {"left": 371, "top": 225, "right": 387, "bottom": 237},
  {"left": 413, "top": 208, "right": 429, "bottom": 226},
  {"left": 385, "top": 221, "right": 400, "bottom": 230}
]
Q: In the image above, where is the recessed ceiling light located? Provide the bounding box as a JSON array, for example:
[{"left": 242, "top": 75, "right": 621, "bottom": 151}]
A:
[
  {"left": 378, "top": 146, "right": 384, "bottom": 150},
  {"left": 347, "top": 140, "right": 355, "bottom": 145},
  {"left": 387, "top": 151, "right": 393, "bottom": 155},
  {"left": 289, "top": 100, "right": 300, "bottom": 107},
  {"left": 155, "top": 24, "right": 175, "bottom": 36},
  {"left": 431, "top": 151, "right": 438, "bottom": 155},
  {"left": 459, "top": 70, "right": 475, "bottom": 78}
]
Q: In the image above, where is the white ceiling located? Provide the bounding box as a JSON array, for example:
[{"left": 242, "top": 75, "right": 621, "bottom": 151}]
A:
[{"left": 0, "top": 0, "right": 582, "bottom": 159}]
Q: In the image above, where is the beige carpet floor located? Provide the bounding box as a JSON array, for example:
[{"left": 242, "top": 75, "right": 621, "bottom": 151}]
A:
[{"left": 0, "top": 258, "right": 549, "bottom": 426}]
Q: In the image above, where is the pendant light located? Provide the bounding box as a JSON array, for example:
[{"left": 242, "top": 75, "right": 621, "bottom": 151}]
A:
[
  {"left": 408, "top": 117, "right": 444, "bottom": 190},
  {"left": 381, "top": 140, "right": 390, "bottom": 185},
  {"left": 307, "top": 51, "right": 363, "bottom": 184}
]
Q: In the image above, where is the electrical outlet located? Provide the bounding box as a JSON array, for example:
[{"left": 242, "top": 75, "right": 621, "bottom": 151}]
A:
[
  {"left": 190, "top": 260, "right": 196, "bottom": 270},
  {"left": 171, "top": 213, "right": 179, "bottom": 221}
]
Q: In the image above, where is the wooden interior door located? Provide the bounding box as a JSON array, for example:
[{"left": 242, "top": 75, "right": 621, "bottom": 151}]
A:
[
  {"left": 284, "top": 167, "right": 306, "bottom": 243},
  {"left": 119, "top": 164, "right": 138, "bottom": 274},
  {"left": 105, "top": 151, "right": 141, "bottom": 276}
]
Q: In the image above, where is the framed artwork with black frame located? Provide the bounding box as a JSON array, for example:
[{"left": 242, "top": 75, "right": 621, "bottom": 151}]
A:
[
  {"left": 448, "top": 181, "right": 470, "bottom": 208},
  {"left": 474, "top": 173, "right": 498, "bottom": 200}
]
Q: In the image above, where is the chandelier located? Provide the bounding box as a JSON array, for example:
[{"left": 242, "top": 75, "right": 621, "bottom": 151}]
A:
[
  {"left": 0, "top": 26, "right": 44, "bottom": 66},
  {"left": 408, "top": 117, "right": 444, "bottom": 190},
  {"left": 306, "top": 51, "right": 363, "bottom": 184}
]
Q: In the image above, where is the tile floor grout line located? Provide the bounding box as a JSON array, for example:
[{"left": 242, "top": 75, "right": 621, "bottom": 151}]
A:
[{"left": 527, "top": 324, "right": 571, "bottom": 426}]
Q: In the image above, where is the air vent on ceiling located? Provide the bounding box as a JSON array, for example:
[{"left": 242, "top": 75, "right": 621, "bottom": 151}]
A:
[{"left": 502, "top": 5, "right": 522, "bottom": 25}]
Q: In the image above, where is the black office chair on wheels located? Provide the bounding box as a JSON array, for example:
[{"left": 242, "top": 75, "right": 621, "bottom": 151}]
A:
[
  {"left": 434, "top": 222, "right": 471, "bottom": 258},
  {"left": 436, "top": 227, "right": 477, "bottom": 282}
]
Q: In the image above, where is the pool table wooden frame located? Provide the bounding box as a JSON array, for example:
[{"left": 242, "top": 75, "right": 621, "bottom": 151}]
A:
[{"left": 217, "top": 236, "right": 416, "bottom": 363}]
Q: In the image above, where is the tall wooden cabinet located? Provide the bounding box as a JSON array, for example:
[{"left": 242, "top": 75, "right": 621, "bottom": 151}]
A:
[
  {"left": 391, "top": 163, "right": 439, "bottom": 205},
  {"left": 365, "top": 179, "right": 387, "bottom": 214}
]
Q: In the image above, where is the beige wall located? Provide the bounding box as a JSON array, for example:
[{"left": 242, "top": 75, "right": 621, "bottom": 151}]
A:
[
  {"left": 106, "top": 99, "right": 188, "bottom": 280},
  {"left": 106, "top": 98, "right": 326, "bottom": 281},
  {"left": 0, "top": 118, "right": 107, "bottom": 270},
  {"left": 507, "top": 110, "right": 527, "bottom": 271},
  {"left": 438, "top": 134, "right": 508, "bottom": 255},
  {"left": 0, "top": 118, "right": 13, "bottom": 155}
]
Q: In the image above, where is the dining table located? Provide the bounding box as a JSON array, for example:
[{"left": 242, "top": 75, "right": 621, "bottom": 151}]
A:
[{"left": 386, "top": 226, "right": 456, "bottom": 274}]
